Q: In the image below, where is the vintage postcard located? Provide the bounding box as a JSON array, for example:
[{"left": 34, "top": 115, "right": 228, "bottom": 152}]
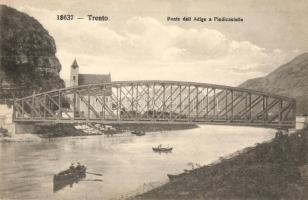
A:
[{"left": 0, "top": 0, "right": 307, "bottom": 200}]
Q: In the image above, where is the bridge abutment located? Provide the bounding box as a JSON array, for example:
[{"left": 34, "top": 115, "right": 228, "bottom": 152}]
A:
[
  {"left": 295, "top": 116, "right": 308, "bottom": 130},
  {"left": 0, "top": 104, "right": 14, "bottom": 137},
  {"left": 0, "top": 104, "right": 35, "bottom": 136}
]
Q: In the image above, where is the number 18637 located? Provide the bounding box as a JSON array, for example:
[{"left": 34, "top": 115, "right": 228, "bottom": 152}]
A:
[{"left": 57, "top": 15, "right": 74, "bottom": 20}]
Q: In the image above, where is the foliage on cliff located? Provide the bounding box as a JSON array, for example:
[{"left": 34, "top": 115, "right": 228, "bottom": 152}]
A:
[{"left": 0, "top": 5, "right": 64, "bottom": 98}]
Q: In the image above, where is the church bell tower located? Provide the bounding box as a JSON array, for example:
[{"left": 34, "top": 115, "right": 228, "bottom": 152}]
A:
[
  {"left": 70, "top": 59, "right": 80, "bottom": 115},
  {"left": 70, "top": 59, "right": 79, "bottom": 87}
]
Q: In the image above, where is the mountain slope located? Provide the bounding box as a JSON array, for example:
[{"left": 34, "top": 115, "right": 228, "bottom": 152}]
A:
[{"left": 240, "top": 53, "right": 308, "bottom": 115}]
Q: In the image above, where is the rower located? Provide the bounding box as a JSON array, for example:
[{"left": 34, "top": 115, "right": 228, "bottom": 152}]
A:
[
  {"left": 69, "top": 163, "right": 75, "bottom": 171},
  {"left": 76, "top": 162, "right": 82, "bottom": 170}
]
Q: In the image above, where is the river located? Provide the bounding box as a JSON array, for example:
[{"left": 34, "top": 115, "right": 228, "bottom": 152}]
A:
[{"left": 0, "top": 125, "right": 275, "bottom": 200}]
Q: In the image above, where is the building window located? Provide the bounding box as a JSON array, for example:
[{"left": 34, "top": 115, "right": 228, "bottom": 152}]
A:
[{"left": 73, "top": 76, "right": 76, "bottom": 81}]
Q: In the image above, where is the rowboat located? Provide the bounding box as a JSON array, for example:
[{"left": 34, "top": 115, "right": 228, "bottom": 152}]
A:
[
  {"left": 152, "top": 145, "right": 173, "bottom": 153},
  {"left": 167, "top": 169, "right": 193, "bottom": 181},
  {"left": 167, "top": 172, "right": 188, "bottom": 181},
  {"left": 131, "top": 130, "right": 146, "bottom": 136},
  {"left": 54, "top": 165, "right": 86, "bottom": 181},
  {"left": 53, "top": 164, "right": 86, "bottom": 192}
]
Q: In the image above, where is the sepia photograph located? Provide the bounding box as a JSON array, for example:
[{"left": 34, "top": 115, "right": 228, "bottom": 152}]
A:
[{"left": 0, "top": 0, "right": 307, "bottom": 199}]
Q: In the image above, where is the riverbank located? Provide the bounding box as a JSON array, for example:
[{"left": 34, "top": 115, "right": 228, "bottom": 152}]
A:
[
  {"left": 133, "top": 128, "right": 308, "bottom": 200},
  {"left": 33, "top": 123, "right": 87, "bottom": 138},
  {"left": 111, "top": 123, "right": 198, "bottom": 132},
  {"left": 32, "top": 123, "right": 199, "bottom": 138}
]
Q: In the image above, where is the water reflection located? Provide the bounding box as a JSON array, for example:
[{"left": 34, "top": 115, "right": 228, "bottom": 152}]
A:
[{"left": 53, "top": 173, "right": 86, "bottom": 193}]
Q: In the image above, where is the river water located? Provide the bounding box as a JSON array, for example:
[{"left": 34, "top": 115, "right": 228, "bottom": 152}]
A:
[{"left": 0, "top": 125, "right": 275, "bottom": 200}]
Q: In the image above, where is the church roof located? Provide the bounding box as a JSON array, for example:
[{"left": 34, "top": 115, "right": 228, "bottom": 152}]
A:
[
  {"left": 71, "top": 59, "right": 79, "bottom": 69},
  {"left": 78, "top": 74, "right": 111, "bottom": 85}
]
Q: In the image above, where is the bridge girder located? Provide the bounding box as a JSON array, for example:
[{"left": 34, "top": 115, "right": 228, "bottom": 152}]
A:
[{"left": 13, "top": 81, "right": 296, "bottom": 128}]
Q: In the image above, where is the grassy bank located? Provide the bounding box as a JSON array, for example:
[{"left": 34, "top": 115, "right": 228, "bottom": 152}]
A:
[{"left": 133, "top": 128, "right": 308, "bottom": 200}]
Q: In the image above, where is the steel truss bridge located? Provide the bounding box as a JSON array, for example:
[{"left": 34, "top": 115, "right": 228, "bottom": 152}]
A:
[{"left": 13, "top": 81, "right": 296, "bottom": 128}]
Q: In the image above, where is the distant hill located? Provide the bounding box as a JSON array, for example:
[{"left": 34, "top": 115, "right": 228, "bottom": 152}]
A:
[{"left": 240, "top": 53, "right": 308, "bottom": 115}]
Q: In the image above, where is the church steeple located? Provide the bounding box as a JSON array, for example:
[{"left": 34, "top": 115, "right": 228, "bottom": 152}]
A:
[
  {"left": 70, "top": 59, "right": 79, "bottom": 87},
  {"left": 71, "top": 58, "right": 79, "bottom": 69}
]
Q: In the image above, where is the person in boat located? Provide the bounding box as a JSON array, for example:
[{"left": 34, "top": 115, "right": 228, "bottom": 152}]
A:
[
  {"left": 158, "top": 144, "right": 162, "bottom": 149},
  {"left": 69, "top": 163, "right": 75, "bottom": 171},
  {"left": 76, "top": 162, "right": 82, "bottom": 170}
]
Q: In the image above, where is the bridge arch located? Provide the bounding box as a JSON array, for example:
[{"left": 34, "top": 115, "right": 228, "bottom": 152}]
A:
[{"left": 13, "top": 80, "right": 296, "bottom": 128}]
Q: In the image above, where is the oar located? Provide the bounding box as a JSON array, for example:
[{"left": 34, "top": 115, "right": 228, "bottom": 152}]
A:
[
  {"left": 86, "top": 172, "right": 103, "bottom": 176},
  {"left": 81, "top": 179, "right": 103, "bottom": 182}
]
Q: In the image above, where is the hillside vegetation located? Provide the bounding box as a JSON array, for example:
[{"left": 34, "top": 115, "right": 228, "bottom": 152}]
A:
[{"left": 240, "top": 53, "right": 308, "bottom": 115}]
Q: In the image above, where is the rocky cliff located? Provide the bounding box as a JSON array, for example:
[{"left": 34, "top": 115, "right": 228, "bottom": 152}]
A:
[
  {"left": 240, "top": 53, "right": 308, "bottom": 115},
  {"left": 0, "top": 5, "right": 64, "bottom": 98}
]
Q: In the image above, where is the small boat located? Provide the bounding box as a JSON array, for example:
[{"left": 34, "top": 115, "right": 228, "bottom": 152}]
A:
[
  {"left": 54, "top": 165, "right": 86, "bottom": 181},
  {"left": 136, "top": 131, "right": 145, "bottom": 136},
  {"left": 167, "top": 163, "right": 203, "bottom": 181},
  {"left": 167, "top": 172, "right": 188, "bottom": 181},
  {"left": 53, "top": 164, "right": 87, "bottom": 192},
  {"left": 152, "top": 145, "right": 173, "bottom": 153},
  {"left": 131, "top": 130, "right": 146, "bottom": 136}
]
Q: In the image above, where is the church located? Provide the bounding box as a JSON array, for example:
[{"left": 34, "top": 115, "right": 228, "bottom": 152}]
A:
[
  {"left": 69, "top": 59, "right": 112, "bottom": 118},
  {"left": 70, "top": 59, "right": 111, "bottom": 87}
]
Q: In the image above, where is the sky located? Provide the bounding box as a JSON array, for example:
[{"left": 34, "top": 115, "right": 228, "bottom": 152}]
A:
[{"left": 2, "top": 0, "right": 308, "bottom": 86}]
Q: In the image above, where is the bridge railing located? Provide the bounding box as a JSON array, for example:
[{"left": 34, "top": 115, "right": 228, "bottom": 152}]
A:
[{"left": 13, "top": 81, "right": 296, "bottom": 128}]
